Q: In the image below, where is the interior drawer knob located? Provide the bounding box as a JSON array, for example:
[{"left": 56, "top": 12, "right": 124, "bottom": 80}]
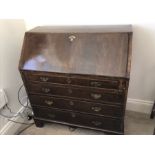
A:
[
  {"left": 40, "top": 77, "right": 49, "bottom": 82},
  {"left": 42, "top": 88, "right": 50, "bottom": 93},
  {"left": 92, "top": 121, "right": 102, "bottom": 126},
  {"left": 68, "top": 88, "right": 72, "bottom": 94},
  {"left": 45, "top": 100, "right": 54, "bottom": 105},
  {"left": 68, "top": 35, "right": 76, "bottom": 42},
  {"left": 71, "top": 113, "right": 76, "bottom": 118},
  {"left": 90, "top": 81, "right": 102, "bottom": 87},
  {"left": 69, "top": 101, "right": 74, "bottom": 106},
  {"left": 91, "top": 106, "right": 102, "bottom": 112},
  {"left": 91, "top": 93, "right": 102, "bottom": 100}
]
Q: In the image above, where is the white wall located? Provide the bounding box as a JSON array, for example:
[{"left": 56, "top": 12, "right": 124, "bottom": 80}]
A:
[
  {"left": 0, "top": 20, "right": 26, "bottom": 129},
  {"left": 128, "top": 24, "right": 155, "bottom": 101}
]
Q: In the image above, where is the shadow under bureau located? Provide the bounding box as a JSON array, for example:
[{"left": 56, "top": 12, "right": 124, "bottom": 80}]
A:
[{"left": 19, "top": 25, "right": 132, "bottom": 134}]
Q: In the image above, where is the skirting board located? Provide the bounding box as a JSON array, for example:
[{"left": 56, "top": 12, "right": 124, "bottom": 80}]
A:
[
  {"left": 126, "top": 98, "right": 154, "bottom": 114},
  {"left": 0, "top": 107, "right": 27, "bottom": 135}
]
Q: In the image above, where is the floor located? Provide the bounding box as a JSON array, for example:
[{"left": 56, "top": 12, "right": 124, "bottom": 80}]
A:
[{"left": 19, "top": 111, "right": 155, "bottom": 135}]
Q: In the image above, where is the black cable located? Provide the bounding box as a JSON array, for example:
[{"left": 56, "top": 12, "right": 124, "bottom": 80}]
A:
[
  {"left": 18, "top": 84, "right": 31, "bottom": 109},
  {"left": 0, "top": 84, "right": 33, "bottom": 119},
  {"left": 18, "top": 84, "right": 28, "bottom": 108},
  {"left": 17, "top": 123, "right": 35, "bottom": 135}
]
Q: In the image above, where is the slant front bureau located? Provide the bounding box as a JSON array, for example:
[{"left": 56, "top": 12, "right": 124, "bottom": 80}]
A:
[{"left": 19, "top": 25, "right": 132, "bottom": 134}]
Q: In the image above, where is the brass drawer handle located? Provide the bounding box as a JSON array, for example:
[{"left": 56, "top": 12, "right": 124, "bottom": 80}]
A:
[
  {"left": 92, "top": 121, "right": 102, "bottom": 126},
  {"left": 91, "top": 93, "right": 102, "bottom": 100},
  {"left": 69, "top": 35, "right": 76, "bottom": 42},
  {"left": 90, "top": 81, "right": 102, "bottom": 87},
  {"left": 40, "top": 77, "right": 49, "bottom": 82},
  {"left": 91, "top": 106, "right": 102, "bottom": 112},
  {"left": 71, "top": 113, "right": 76, "bottom": 118},
  {"left": 42, "top": 88, "right": 50, "bottom": 93},
  {"left": 69, "top": 101, "right": 74, "bottom": 106},
  {"left": 48, "top": 114, "right": 56, "bottom": 118},
  {"left": 45, "top": 100, "right": 54, "bottom": 105}
]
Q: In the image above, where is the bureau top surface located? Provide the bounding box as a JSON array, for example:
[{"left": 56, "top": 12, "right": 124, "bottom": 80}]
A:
[
  {"left": 29, "top": 25, "right": 132, "bottom": 33},
  {"left": 19, "top": 26, "right": 132, "bottom": 78}
]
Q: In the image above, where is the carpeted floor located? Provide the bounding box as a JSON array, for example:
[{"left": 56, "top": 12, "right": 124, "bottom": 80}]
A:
[{"left": 18, "top": 111, "right": 155, "bottom": 135}]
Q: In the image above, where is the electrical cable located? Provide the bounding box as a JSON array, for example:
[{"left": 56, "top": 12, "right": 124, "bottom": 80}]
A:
[
  {"left": 0, "top": 84, "right": 33, "bottom": 121},
  {"left": 18, "top": 84, "right": 30, "bottom": 108}
]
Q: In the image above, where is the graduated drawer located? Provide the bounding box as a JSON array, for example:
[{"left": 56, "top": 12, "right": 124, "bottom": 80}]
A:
[
  {"left": 33, "top": 106, "right": 123, "bottom": 133},
  {"left": 28, "top": 82, "right": 125, "bottom": 104},
  {"left": 29, "top": 95, "right": 123, "bottom": 118},
  {"left": 24, "top": 71, "right": 122, "bottom": 89}
]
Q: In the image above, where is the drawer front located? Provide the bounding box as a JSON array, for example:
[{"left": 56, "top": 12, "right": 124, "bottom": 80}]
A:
[
  {"left": 24, "top": 72, "right": 67, "bottom": 84},
  {"left": 28, "top": 83, "right": 125, "bottom": 104},
  {"left": 67, "top": 78, "right": 120, "bottom": 89},
  {"left": 33, "top": 107, "right": 123, "bottom": 133},
  {"left": 29, "top": 95, "right": 123, "bottom": 118},
  {"left": 24, "top": 72, "right": 122, "bottom": 89}
]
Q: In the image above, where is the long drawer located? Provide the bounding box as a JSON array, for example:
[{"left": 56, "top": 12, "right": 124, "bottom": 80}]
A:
[
  {"left": 29, "top": 95, "right": 123, "bottom": 118},
  {"left": 33, "top": 106, "right": 123, "bottom": 133},
  {"left": 28, "top": 82, "right": 125, "bottom": 104},
  {"left": 24, "top": 71, "right": 124, "bottom": 89}
]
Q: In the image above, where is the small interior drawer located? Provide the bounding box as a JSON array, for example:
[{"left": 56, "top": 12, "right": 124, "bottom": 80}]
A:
[{"left": 24, "top": 72, "right": 67, "bottom": 84}]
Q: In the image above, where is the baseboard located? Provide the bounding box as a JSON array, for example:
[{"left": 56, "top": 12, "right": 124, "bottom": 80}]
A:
[
  {"left": 126, "top": 98, "right": 154, "bottom": 114},
  {"left": 0, "top": 107, "right": 26, "bottom": 135}
]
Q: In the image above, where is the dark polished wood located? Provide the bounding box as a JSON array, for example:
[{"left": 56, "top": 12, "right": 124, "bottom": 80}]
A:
[
  {"left": 19, "top": 25, "right": 132, "bottom": 134},
  {"left": 29, "top": 94, "right": 123, "bottom": 118},
  {"left": 32, "top": 106, "right": 123, "bottom": 134},
  {"left": 150, "top": 101, "right": 155, "bottom": 119}
]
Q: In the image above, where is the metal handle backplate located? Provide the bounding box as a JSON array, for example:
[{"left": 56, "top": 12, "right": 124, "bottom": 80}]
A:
[
  {"left": 40, "top": 77, "right": 49, "bottom": 82},
  {"left": 69, "top": 35, "right": 76, "bottom": 42},
  {"left": 42, "top": 88, "right": 50, "bottom": 93},
  {"left": 91, "top": 106, "right": 102, "bottom": 112},
  {"left": 45, "top": 100, "right": 54, "bottom": 105},
  {"left": 91, "top": 93, "right": 102, "bottom": 100},
  {"left": 90, "top": 81, "right": 102, "bottom": 87}
]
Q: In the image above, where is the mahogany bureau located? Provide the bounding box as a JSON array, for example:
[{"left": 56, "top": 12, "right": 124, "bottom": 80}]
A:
[{"left": 19, "top": 25, "right": 132, "bottom": 134}]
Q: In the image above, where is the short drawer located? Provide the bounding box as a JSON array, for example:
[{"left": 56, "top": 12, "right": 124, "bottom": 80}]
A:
[
  {"left": 67, "top": 78, "right": 120, "bottom": 89},
  {"left": 28, "top": 82, "right": 125, "bottom": 104},
  {"left": 24, "top": 72, "right": 123, "bottom": 89},
  {"left": 24, "top": 72, "right": 67, "bottom": 84},
  {"left": 33, "top": 107, "right": 123, "bottom": 133},
  {"left": 29, "top": 95, "right": 123, "bottom": 118}
]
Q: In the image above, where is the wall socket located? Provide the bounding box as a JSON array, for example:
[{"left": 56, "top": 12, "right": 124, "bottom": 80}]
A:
[{"left": 0, "top": 89, "right": 8, "bottom": 109}]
